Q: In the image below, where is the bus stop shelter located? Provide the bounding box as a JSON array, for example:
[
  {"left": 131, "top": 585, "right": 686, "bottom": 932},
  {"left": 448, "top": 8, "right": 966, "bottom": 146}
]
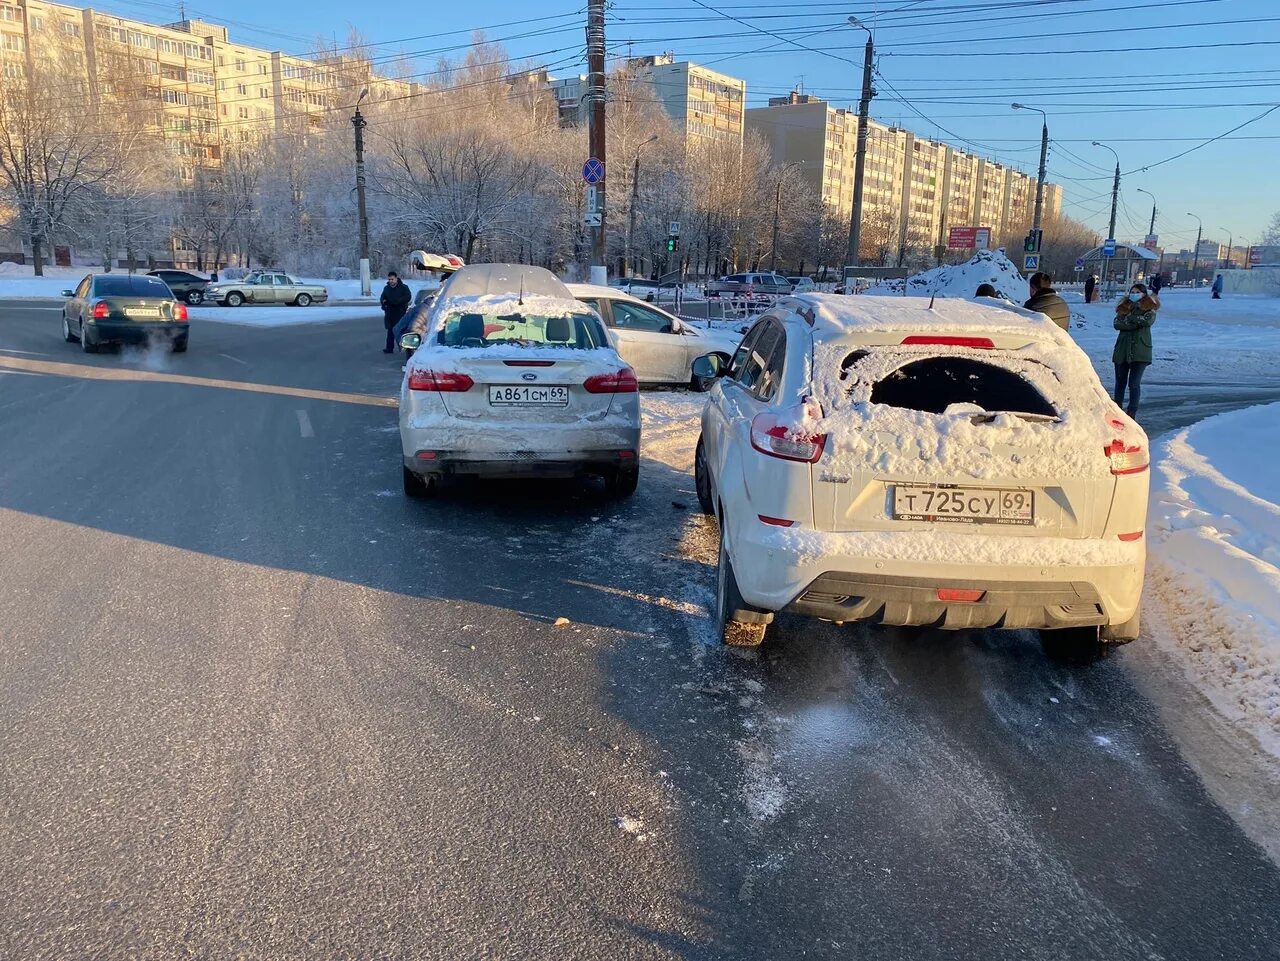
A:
[{"left": 1080, "top": 242, "right": 1159, "bottom": 295}]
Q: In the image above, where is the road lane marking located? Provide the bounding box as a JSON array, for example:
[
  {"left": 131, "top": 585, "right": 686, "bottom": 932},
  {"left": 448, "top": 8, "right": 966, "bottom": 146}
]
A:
[
  {"left": 0, "top": 354, "right": 396, "bottom": 408},
  {"left": 296, "top": 409, "right": 314, "bottom": 437},
  {"left": 218, "top": 352, "right": 248, "bottom": 366}
]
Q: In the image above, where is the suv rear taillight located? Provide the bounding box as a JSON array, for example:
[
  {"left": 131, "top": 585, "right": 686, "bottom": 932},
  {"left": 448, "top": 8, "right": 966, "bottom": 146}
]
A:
[
  {"left": 173, "top": 303, "right": 189, "bottom": 321},
  {"left": 1106, "top": 439, "right": 1149, "bottom": 475},
  {"left": 584, "top": 367, "right": 638, "bottom": 393},
  {"left": 91, "top": 301, "right": 110, "bottom": 319},
  {"left": 750, "top": 397, "right": 827, "bottom": 463},
  {"left": 408, "top": 369, "right": 474, "bottom": 392}
]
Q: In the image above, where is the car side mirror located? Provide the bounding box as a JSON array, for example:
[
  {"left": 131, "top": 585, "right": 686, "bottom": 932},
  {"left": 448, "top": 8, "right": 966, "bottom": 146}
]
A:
[
  {"left": 399, "top": 332, "right": 422, "bottom": 350},
  {"left": 692, "top": 354, "right": 724, "bottom": 380},
  {"left": 61, "top": 289, "right": 74, "bottom": 297}
]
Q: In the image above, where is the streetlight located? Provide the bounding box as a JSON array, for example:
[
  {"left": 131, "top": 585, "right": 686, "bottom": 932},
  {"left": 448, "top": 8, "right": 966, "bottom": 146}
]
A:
[
  {"left": 625, "top": 134, "right": 659, "bottom": 279},
  {"left": 1135, "top": 188, "right": 1157, "bottom": 237},
  {"left": 844, "top": 16, "right": 875, "bottom": 275},
  {"left": 1011, "top": 103, "right": 1049, "bottom": 248},
  {"left": 352, "top": 87, "right": 371, "bottom": 296},
  {"left": 770, "top": 160, "right": 805, "bottom": 272},
  {"left": 1092, "top": 140, "right": 1120, "bottom": 291},
  {"left": 1187, "top": 212, "right": 1203, "bottom": 284},
  {"left": 1218, "top": 227, "right": 1233, "bottom": 269}
]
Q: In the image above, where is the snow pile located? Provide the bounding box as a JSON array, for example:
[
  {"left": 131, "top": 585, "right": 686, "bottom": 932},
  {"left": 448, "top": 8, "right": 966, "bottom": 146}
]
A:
[
  {"left": 1148, "top": 402, "right": 1280, "bottom": 753},
  {"left": 0, "top": 263, "right": 90, "bottom": 299},
  {"left": 863, "top": 248, "right": 1030, "bottom": 303}
]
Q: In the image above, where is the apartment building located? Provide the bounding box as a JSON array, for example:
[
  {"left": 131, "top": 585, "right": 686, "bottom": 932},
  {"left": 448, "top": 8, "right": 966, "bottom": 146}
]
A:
[
  {"left": 554, "top": 53, "right": 746, "bottom": 149},
  {"left": 747, "top": 92, "right": 1065, "bottom": 261}
]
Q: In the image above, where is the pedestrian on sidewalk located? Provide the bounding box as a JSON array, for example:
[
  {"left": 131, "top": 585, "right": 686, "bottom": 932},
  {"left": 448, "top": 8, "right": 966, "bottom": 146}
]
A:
[
  {"left": 1149, "top": 272, "right": 1163, "bottom": 296},
  {"left": 380, "top": 271, "right": 412, "bottom": 353},
  {"left": 1084, "top": 273, "right": 1097, "bottom": 304},
  {"left": 1212, "top": 273, "right": 1224, "bottom": 299},
  {"left": 1113, "top": 282, "right": 1158, "bottom": 419},
  {"left": 1024, "top": 271, "right": 1071, "bottom": 331}
]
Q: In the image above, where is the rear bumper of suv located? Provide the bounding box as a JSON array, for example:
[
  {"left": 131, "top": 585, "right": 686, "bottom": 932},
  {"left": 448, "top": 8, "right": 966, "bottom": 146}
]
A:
[{"left": 731, "top": 522, "right": 1145, "bottom": 631}]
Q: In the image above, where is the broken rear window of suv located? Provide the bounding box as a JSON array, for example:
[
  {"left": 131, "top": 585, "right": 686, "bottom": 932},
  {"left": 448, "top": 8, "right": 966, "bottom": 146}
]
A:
[{"left": 867, "top": 355, "right": 1057, "bottom": 418}]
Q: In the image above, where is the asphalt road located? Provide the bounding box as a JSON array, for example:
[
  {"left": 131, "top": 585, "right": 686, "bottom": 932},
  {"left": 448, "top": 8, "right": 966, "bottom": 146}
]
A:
[{"left": 2, "top": 300, "right": 1279, "bottom": 961}]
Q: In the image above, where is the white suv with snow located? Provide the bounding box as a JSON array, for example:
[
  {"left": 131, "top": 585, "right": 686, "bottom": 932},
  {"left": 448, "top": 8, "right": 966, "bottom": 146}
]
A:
[{"left": 693, "top": 294, "right": 1150, "bottom": 659}]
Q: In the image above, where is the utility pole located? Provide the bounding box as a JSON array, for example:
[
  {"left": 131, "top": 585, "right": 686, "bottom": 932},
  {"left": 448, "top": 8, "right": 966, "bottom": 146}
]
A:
[
  {"left": 1219, "top": 228, "right": 1233, "bottom": 269},
  {"left": 770, "top": 176, "right": 783, "bottom": 273},
  {"left": 844, "top": 17, "right": 875, "bottom": 277},
  {"left": 1187, "top": 212, "right": 1202, "bottom": 285},
  {"left": 352, "top": 88, "right": 371, "bottom": 297},
  {"left": 1093, "top": 141, "right": 1120, "bottom": 292},
  {"left": 586, "top": 0, "right": 608, "bottom": 285},
  {"left": 625, "top": 135, "right": 657, "bottom": 279},
  {"left": 1012, "top": 104, "right": 1048, "bottom": 273}
]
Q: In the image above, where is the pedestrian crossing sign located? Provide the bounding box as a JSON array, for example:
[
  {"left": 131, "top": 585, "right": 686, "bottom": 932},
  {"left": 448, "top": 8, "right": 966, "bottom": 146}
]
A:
[{"left": 1023, "top": 254, "right": 1040, "bottom": 270}]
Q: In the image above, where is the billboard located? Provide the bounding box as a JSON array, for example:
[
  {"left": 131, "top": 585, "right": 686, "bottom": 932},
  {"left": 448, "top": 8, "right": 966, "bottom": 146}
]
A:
[
  {"left": 947, "top": 226, "right": 992, "bottom": 250},
  {"left": 1248, "top": 245, "right": 1280, "bottom": 266}
]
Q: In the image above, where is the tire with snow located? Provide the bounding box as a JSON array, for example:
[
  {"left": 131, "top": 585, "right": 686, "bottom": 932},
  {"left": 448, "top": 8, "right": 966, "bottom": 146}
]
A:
[
  {"left": 715, "top": 519, "right": 769, "bottom": 647},
  {"left": 1040, "top": 626, "right": 1107, "bottom": 664},
  {"left": 403, "top": 465, "right": 435, "bottom": 499},
  {"left": 694, "top": 437, "right": 714, "bottom": 514},
  {"left": 226, "top": 291, "right": 244, "bottom": 307}
]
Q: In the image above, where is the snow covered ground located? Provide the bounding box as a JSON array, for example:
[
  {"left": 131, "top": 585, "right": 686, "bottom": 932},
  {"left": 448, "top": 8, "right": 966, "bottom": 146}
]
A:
[{"left": 1147, "top": 402, "right": 1280, "bottom": 755}]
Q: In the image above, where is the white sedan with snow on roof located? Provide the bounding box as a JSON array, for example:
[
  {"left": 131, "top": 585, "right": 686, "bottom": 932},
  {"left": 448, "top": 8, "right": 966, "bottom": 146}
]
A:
[
  {"left": 397, "top": 264, "right": 642, "bottom": 498},
  {"left": 567, "top": 283, "right": 743, "bottom": 388},
  {"left": 693, "top": 294, "right": 1150, "bottom": 659}
]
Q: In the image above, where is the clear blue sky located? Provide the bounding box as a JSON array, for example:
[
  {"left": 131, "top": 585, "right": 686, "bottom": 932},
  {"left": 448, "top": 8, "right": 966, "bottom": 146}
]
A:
[{"left": 101, "top": 0, "right": 1280, "bottom": 249}]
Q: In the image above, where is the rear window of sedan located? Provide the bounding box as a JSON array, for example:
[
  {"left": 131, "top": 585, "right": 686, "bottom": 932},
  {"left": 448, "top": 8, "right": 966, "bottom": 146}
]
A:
[
  {"left": 94, "top": 275, "right": 175, "bottom": 297},
  {"left": 438, "top": 311, "right": 606, "bottom": 349}
]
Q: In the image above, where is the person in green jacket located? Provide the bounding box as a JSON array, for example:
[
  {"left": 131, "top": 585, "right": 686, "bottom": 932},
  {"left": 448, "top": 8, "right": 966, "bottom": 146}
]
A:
[{"left": 1113, "top": 281, "right": 1158, "bottom": 418}]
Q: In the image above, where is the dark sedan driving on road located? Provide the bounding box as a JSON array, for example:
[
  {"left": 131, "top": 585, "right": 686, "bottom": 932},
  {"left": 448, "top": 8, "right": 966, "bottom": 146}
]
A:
[{"left": 61, "top": 273, "right": 190, "bottom": 353}]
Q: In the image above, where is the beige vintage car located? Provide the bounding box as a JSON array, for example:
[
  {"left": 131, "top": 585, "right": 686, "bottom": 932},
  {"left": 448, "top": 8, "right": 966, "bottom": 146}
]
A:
[{"left": 204, "top": 271, "right": 329, "bottom": 307}]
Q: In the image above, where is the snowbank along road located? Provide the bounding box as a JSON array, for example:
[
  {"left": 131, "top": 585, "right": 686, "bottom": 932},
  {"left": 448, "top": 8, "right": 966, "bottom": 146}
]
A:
[{"left": 1, "top": 299, "right": 1279, "bottom": 961}]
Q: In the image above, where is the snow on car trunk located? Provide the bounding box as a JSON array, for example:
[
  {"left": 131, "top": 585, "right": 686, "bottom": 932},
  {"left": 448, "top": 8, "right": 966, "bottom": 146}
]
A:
[{"left": 796, "top": 295, "right": 1147, "bottom": 540}]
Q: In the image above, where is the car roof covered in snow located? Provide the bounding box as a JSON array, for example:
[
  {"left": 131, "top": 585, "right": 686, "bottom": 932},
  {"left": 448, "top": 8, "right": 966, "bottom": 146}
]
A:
[
  {"left": 785, "top": 293, "right": 1066, "bottom": 344},
  {"left": 437, "top": 263, "right": 571, "bottom": 302}
]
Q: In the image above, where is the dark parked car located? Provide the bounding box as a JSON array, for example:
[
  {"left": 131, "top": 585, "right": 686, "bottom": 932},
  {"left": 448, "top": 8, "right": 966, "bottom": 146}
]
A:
[
  {"left": 61, "top": 273, "right": 190, "bottom": 353},
  {"left": 147, "top": 268, "right": 210, "bottom": 305}
]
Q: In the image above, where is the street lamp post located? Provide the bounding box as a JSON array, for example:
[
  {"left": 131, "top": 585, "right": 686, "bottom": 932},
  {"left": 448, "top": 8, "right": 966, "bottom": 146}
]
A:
[
  {"left": 1092, "top": 140, "right": 1120, "bottom": 292},
  {"left": 625, "top": 135, "right": 658, "bottom": 279},
  {"left": 1011, "top": 103, "right": 1048, "bottom": 239},
  {"left": 844, "top": 16, "right": 875, "bottom": 276},
  {"left": 352, "top": 88, "right": 371, "bottom": 297},
  {"left": 1187, "top": 212, "right": 1203, "bottom": 285},
  {"left": 770, "top": 161, "right": 804, "bottom": 272},
  {"left": 1219, "top": 227, "right": 1233, "bottom": 269},
  {"left": 1136, "top": 187, "right": 1160, "bottom": 277}
]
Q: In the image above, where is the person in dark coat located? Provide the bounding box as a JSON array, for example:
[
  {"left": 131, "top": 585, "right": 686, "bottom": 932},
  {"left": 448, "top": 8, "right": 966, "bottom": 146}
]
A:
[
  {"left": 1211, "top": 273, "right": 1225, "bottom": 299},
  {"left": 1113, "top": 282, "right": 1158, "bottom": 418},
  {"left": 1023, "top": 271, "right": 1071, "bottom": 331},
  {"left": 1149, "top": 272, "right": 1163, "bottom": 295},
  {"left": 380, "top": 271, "right": 412, "bottom": 353},
  {"left": 1084, "top": 273, "right": 1097, "bottom": 304}
]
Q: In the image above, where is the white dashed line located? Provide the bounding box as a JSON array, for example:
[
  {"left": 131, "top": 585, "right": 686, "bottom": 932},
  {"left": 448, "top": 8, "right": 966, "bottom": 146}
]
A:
[
  {"left": 296, "top": 409, "right": 314, "bottom": 437},
  {"left": 218, "top": 352, "right": 248, "bottom": 366}
]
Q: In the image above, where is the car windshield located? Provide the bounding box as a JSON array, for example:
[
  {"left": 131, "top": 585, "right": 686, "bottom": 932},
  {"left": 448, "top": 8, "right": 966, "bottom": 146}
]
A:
[
  {"left": 438, "top": 310, "right": 605, "bottom": 349},
  {"left": 864, "top": 355, "right": 1057, "bottom": 418},
  {"left": 94, "top": 275, "right": 173, "bottom": 297}
]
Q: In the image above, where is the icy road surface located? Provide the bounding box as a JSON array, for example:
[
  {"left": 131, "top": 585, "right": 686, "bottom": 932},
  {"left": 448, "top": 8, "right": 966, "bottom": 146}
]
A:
[{"left": 0, "top": 301, "right": 1278, "bottom": 961}]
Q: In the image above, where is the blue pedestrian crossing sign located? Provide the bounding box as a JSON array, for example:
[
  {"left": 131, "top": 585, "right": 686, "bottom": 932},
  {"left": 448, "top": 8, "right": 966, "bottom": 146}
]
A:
[{"left": 1023, "top": 254, "right": 1040, "bottom": 271}]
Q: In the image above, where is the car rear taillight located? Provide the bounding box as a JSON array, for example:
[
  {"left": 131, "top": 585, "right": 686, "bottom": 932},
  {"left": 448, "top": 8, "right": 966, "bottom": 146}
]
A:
[
  {"left": 1105, "top": 439, "right": 1149, "bottom": 475},
  {"left": 408, "top": 369, "right": 474, "bottom": 392},
  {"left": 750, "top": 397, "right": 826, "bottom": 463},
  {"left": 584, "top": 367, "right": 638, "bottom": 393},
  {"left": 91, "top": 301, "right": 110, "bottom": 320},
  {"left": 900, "top": 335, "right": 995, "bottom": 349},
  {"left": 173, "top": 303, "right": 189, "bottom": 321}
]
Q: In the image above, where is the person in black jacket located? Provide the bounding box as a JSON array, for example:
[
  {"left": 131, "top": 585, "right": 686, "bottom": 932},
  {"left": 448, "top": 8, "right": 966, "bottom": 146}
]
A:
[
  {"left": 1084, "top": 273, "right": 1097, "bottom": 304},
  {"left": 1023, "top": 271, "right": 1071, "bottom": 331},
  {"left": 380, "top": 271, "right": 412, "bottom": 353}
]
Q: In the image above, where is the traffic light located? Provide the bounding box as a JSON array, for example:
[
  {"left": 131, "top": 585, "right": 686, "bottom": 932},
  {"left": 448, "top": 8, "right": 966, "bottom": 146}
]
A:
[
  {"left": 1023, "top": 228, "right": 1043, "bottom": 253},
  {"left": 666, "top": 237, "right": 679, "bottom": 253}
]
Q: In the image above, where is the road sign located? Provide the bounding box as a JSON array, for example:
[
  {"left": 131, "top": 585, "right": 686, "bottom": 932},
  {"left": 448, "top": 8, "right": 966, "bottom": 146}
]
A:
[
  {"left": 1102, "top": 238, "right": 1117, "bottom": 257},
  {"left": 585, "top": 185, "right": 599, "bottom": 212},
  {"left": 582, "top": 157, "right": 605, "bottom": 185},
  {"left": 668, "top": 221, "right": 680, "bottom": 236},
  {"left": 1073, "top": 264, "right": 1084, "bottom": 273},
  {"left": 1023, "top": 254, "right": 1040, "bottom": 271},
  {"left": 1075, "top": 257, "right": 1085, "bottom": 270},
  {"left": 582, "top": 211, "right": 602, "bottom": 227},
  {"left": 1143, "top": 234, "right": 1159, "bottom": 250}
]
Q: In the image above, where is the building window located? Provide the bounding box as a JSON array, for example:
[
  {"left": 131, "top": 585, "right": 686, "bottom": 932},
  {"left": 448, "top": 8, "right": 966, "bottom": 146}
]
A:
[
  {"left": 60, "top": 20, "right": 81, "bottom": 38},
  {"left": 236, "top": 83, "right": 247, "bottom": 95},
  {"left": 259, "top": 87, "right": 268, "bottom": 98},
  {"left": 3, "top": 62, "right": 22, "bottom": 79},
  {"left": 30, "top": 14, "right": 43, "bottom": 30},
  {"left": 235, "top": 58, "right": 245, "bottom": 71},
  {"left": 0, "top": 33, "right": 24, "bottom": 52},
  {"left": 0, "top": 5, "right": 19, "bottom": 22}
]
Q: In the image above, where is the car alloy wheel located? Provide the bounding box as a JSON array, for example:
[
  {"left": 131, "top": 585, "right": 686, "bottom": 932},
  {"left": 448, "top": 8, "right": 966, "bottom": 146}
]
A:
[
  {"left": 296, "top": 293, "right": 312, "bottom": 307},
  {"left": 226, "top": 292, "right": 243, "bottom": 307},
  {"left": 186, "top": 290, "right": 203, "bottom": 305}
]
